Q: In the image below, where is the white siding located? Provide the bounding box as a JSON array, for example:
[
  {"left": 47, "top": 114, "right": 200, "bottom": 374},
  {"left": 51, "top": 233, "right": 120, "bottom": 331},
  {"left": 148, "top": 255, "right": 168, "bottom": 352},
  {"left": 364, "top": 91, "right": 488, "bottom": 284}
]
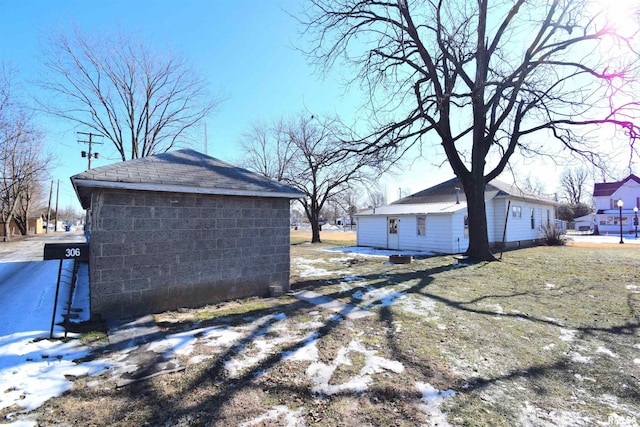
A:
[
  {"left": 500, "top": 199, "right": 555, "bottom": 243},
  {"left": 488, "top": 198, "right": 556, "bottom": 244},
  {"left": 357, "top": 196, "right": 557, "bottom": 253},
  {"left": 397, "top": 216, "right": 421, "bottom": 250},
  {"left": 594, "top": 179, "right": 640, "bottom": 234},
  {"left": 401, "top": 214, "right": 466, "bottom": 253},
  {"left": 356, "top": 216, "right": 389, "bottom": 248},
  {"left": 489, "top": 198, "right": 506, "bottom": 243},
  {"left": 357, "top": 214, "right": 462, "bottom": 253},
  {"left": 450, "top": 210, "right": 469, "bottom": 254},
  {"left": 425, "top": 214, "right": 454, "bottom": 253},
  {"left": 594, "top": 181, "right": 640, "bottom": 212}
]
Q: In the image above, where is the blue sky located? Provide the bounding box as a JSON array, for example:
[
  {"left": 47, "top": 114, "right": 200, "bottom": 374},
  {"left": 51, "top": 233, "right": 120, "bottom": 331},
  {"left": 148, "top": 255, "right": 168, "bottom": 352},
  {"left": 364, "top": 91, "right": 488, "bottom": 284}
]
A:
[
  {"left": 2, "top": 1, "right": 626, "bottom": 210},
  {"left": 1, "top": 0, "right": 384, "bottom": 209}
]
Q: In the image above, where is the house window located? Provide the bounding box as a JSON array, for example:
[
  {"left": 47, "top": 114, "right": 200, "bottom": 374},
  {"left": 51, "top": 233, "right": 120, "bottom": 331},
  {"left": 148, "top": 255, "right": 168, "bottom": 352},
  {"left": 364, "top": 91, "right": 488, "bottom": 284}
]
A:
[
  {"left": 530, "top": 208, "right": 535, "bottom": 229},
  {"left": 417, "top": 216, "right": 426, "bottom": 236},
  {"left": 602, "top": 216, "right": 629, "bottom": 226},
  {"left": 547, "top": 210, "right": 550, "bottom": 226},
  {"left": 464, "top": 215, "right": 469, "bottom": 237},
  {"left": 512, "top": 206, "right": 522, "bottom": 218},
  {"left": 388, "top": 218, "right": 398, "bottom": 234}
]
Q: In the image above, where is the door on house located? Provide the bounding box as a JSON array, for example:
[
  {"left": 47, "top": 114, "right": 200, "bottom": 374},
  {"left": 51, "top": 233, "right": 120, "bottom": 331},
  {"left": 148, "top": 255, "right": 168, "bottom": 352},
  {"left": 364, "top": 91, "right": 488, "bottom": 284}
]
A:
[{"left": 387, "top": 217, "right": 399, "bottom": 250}]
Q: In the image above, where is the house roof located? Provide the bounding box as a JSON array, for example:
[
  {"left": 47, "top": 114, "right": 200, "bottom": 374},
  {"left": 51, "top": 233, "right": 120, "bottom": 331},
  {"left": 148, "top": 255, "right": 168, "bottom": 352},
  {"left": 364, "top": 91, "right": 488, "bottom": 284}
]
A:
[
  {"left": 394, "top": 176, "right": 557, "bottom": 205},
  {"left": 357, "top": 176, "right": 557, "bottom": 216},
  {"left": 71, "top": 149, "right": 304, "bottom": 209},
  {"left": 593, "top": 174, "right": 640, "bottom": 197}
]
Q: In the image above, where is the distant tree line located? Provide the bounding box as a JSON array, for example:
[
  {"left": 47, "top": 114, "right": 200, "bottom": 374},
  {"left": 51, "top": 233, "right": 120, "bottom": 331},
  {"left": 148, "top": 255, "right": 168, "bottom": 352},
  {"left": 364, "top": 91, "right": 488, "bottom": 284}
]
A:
[{"left": 0, "top": 65, "right": 52, "bottom": 240}]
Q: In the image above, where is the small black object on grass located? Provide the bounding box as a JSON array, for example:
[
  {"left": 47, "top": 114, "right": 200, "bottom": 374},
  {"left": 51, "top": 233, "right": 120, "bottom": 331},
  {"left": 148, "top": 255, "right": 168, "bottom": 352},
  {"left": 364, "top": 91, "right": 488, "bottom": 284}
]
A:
[{"left": 389, "top": 254, "right": 412, "bottom": 264}]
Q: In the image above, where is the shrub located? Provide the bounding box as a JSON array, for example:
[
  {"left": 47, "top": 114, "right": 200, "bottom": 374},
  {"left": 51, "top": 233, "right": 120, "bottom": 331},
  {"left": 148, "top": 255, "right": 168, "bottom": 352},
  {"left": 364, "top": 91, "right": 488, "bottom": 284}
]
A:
[{"left": 541, "top": 224, "right": 567, "bottom": 246}]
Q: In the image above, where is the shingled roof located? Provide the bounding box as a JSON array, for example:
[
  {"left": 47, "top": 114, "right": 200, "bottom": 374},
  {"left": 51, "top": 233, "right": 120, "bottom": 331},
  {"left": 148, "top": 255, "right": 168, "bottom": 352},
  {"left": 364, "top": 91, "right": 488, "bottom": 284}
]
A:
[
  {"left": 392, "top": 176, "right": 557, "bottom": 205},
  {"left": 71, "top": 149, "right": 303, "bottom": 209},
  {"left": 593, "top": 174, "right": 640, "bottom": 197},
  {"left": 356, "top": 176, "right": 557, "bottom": 216}
]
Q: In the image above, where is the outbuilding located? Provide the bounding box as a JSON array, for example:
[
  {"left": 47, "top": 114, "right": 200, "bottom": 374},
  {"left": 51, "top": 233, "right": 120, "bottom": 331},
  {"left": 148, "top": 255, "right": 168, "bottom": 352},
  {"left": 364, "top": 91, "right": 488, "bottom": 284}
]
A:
[
  {"left": 71, "top": 149, "right": 303, "bottom": 320},
  {"left": 356, "top": 177, "right": 558, "bottom": 254}
]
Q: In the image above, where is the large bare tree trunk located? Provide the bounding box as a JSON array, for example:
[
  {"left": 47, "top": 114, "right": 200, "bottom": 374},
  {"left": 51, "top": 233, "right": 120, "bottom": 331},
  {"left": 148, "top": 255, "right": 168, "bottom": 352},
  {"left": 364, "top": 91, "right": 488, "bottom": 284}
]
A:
[
  {"left": 3, "top": 216, "right": 11, "bottom": 242},
  {"left": 462, "top": 178, "right": 496, "bottom": 262},
  {"left": 306, "top": 201, "right": 322, "bottom": 244},
  {"left": 311, "top": 221, "right": 322, "bottom": 244}
]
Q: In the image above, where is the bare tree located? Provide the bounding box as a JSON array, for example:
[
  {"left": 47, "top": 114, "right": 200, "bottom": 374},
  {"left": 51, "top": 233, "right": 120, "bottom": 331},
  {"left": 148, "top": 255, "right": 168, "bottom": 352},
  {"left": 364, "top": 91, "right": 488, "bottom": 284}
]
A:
[
  {"left": 240, "top": 112, "right": 388, "bottom": 243},
  {"left": 238, "top": 119, "right": 295, "bottom": 180},
  {"left": 13, "top": 173, "right": 48, "bottom": 235},
  {"left": 366, "top": 185, "right": 388, "bottom": 209},
  {"left": 560, "top": 167, "right": 590, "bottom": 204},
  {"left": 333, "top": 186, "right": 361, "bottom": 228},
  {"left": 301, "top": 0, "right": 640, "bottom": 261},
  {"left": 0, "top": 69, "right": 51, "bottom": 240},
  {"left": 522, "top": 175, "right": 548, "bottom": 197},
  {"left": 38, "top": 24, "right": 221, "bottom": 161},
  {"left": 57, "top": 205, "right": 84, "bottom": 225}
]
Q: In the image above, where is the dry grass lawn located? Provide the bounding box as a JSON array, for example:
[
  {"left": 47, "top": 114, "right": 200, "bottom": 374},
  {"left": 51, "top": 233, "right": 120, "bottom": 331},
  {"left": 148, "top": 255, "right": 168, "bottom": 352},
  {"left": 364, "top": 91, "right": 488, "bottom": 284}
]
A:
[{"left": 23, "top": 231, "right": 640, "bottom": 426}]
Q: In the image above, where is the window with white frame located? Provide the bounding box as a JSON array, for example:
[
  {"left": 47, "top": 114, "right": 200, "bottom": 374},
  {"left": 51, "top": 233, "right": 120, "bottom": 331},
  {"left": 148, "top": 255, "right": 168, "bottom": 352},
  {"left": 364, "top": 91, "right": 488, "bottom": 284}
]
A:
[
  {"left": 417, "top": 216, "right": 426, "bottom": 236},
  {"left": 512, "top": 205, "right": 522, "bottom": 218}
]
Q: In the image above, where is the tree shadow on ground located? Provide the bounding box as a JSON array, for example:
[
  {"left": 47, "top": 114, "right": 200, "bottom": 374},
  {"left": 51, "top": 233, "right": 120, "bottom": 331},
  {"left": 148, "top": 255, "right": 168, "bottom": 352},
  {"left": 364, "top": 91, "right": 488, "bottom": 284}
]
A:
[{"left": 43, "top": 260, "right": 640, "bottom": 425}]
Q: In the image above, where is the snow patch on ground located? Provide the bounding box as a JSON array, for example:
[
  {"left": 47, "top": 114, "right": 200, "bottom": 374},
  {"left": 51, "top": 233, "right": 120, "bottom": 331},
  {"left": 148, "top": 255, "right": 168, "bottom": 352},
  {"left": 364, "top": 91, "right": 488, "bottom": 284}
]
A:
[
  {"left": 0, "top": 335, "right": 109, "bottom": 413},
  {"left": 239, "top": 405, "right": 306, "bottom": 427},
  {"left": 322, "top": 246, "right": 435, "bottom": 258},
  {"left": 306, "top": 339, "right": 404, "bottom": 396},
  {"left": 559, "top": 328, "right": 577, "bottom": 342},
  {"left": 570, "top": 351, "right": 593, "bottom": 364},
  {"left": 394, "top": 294, "right": 439, "bottom": 321},
  {"left": 596, "top": 346, "right": 619, "bottom": 359},
  {"left": 415, "top": 382, "right": 456, "bottom": 426}
]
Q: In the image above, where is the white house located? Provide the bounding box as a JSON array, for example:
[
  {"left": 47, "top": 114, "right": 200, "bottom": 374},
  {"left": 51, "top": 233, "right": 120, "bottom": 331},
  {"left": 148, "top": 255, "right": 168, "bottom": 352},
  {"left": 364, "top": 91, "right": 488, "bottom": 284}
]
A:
[
  {"left": 593, "top": 174, "right": 640, "bottom": 235},
  {"left": 356, "top": 177, "right": 558, "bottom": 254}
]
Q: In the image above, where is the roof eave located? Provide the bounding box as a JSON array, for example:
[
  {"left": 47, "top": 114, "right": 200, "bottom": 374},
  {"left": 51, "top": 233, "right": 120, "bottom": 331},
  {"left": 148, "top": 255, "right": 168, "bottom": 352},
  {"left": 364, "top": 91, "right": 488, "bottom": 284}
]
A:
[{"left": 71, "top": 178, "right": 304, "bottom": 209}]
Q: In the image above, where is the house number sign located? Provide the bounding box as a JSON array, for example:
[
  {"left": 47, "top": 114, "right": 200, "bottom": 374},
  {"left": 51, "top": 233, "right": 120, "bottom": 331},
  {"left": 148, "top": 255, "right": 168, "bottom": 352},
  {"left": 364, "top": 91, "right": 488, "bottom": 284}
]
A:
[{"left": 44, "top": 243, "right": 89, "bottom": 262}]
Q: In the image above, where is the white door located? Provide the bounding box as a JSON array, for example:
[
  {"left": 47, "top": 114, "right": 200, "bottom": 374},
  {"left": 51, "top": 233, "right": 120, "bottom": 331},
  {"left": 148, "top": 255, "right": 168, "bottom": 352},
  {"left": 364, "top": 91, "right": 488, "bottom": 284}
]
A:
[{"left": 387, "top": 217, "right": 399, "bottom": 250}]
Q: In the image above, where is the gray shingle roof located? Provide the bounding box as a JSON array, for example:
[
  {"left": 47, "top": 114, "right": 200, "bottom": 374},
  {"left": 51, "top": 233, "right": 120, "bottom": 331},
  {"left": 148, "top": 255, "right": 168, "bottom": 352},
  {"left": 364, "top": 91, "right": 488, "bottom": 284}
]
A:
[
  {"left": 357, "top": 176, "right": 557, "bottom": 216},
  {"left": 71, "top": 149, "right": 303, "bottom": 209},
  {"left": 393, "top": 176, "right": 558, "bottom": 205}
]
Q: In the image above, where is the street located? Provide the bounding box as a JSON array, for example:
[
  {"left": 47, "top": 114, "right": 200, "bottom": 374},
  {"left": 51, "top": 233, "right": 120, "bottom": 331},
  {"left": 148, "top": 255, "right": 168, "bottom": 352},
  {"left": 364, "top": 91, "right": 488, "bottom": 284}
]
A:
[{"left": 0, "top": 230, "right": 86, "bottom": 336}]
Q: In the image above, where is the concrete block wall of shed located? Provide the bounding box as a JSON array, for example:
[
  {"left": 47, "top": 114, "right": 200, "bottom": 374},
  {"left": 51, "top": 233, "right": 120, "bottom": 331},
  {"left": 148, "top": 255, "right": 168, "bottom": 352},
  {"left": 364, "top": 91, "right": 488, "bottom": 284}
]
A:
[{"left": 88, "top": 189, "right": 292, "bottom": 320}]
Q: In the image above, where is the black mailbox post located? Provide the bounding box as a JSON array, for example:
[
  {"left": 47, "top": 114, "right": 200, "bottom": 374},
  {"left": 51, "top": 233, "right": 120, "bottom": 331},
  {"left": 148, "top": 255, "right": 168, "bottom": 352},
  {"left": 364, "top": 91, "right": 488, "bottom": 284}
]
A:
[{"left": 44, "top": 243, "right": 89, "bottom": 338}]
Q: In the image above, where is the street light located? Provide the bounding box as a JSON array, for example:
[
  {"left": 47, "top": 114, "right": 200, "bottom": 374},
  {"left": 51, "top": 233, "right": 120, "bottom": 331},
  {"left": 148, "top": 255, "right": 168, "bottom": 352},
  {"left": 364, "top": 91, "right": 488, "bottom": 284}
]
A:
[
  {"left": 634, "top": 206, "right": 638, "bottom": 238},
  {"left": 617, "top": 199, "right": 624, "bottom": 244}
]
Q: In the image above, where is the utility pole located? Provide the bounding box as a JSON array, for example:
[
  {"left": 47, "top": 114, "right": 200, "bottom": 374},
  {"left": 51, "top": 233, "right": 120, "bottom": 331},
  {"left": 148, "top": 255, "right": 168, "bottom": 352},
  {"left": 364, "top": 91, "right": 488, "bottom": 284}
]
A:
[
  {"left": 46, "top": 181, "right": 53, "bottom": 234},
  {"left": 54, "top": 180, "right": 60, "bottom": 232},
  {"left": 204, "top": 122, "right": 209, "bottom": 155},
  {"left": 77, "top": 132, "right": 103, "bottom": 170}
]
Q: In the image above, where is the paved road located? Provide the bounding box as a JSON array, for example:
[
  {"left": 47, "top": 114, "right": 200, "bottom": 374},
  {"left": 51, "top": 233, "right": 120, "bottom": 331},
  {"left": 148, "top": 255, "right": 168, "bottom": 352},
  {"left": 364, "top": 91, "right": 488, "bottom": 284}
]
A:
[
  {"left": 0, "top": 230, "right": 86, "bottom": 336},
  {"left": 0, "top": 230, "right": 86, "bottom": 262}
]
